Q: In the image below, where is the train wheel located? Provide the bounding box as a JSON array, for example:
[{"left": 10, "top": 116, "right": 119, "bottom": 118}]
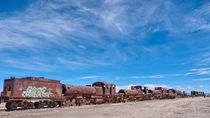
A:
[
  {"left": 40, "top": 102, "right": 45, "bottom": 108},
  {"left": 48, "top": 104, "right": 53, "bottom": 108},
  {"left": 58, "top": 102, "right": 63, "bottom": 107},
  {"left": 28, "top": 102, "right": 34, "bottom": 109},
  {"left": 48, "top": 102, "right": 55, "bottom": 108},
  {"left": 6, "top": 102, "right": 11, "bottom": 110},
  {"left": 35, "top": 102, "right": 40, "bottom": 109},
  {"left": 11, "top": 102, "right": 18, "bottom": 111},
  {"left": 76, "top": 99, "right": 81, "bottom": 106},
  {"left": 23, "top": 102, "right": 29, "bottom": 109},
  {"left": 54, "top": 102, "right": 58, "bottom": 107},
  {"left": 89, "top": 99, "right": 95, "bottom": 105},
  {"left": 6, "top": 102, "right": 18, "bottom": 111}
]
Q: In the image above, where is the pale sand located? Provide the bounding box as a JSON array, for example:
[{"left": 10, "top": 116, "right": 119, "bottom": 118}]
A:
[{"left": 0, "top": 97, "right": 210, "bottom": 118}]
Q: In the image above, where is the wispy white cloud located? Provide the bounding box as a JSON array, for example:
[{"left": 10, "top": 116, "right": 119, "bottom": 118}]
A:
[
  {"left": 0, "top": 71, "right": 25, "bottom": 77},
  {"left": 80, "top": 75, "right": 103, "bottom": 80},
  {"left": 190, "top": 68, "right": 210, "bottom": 75},
  {"left": 0, "top": 0, "right": 209, "bottom": 72},
  {"left": 184, "top": 3, "right": 210, "bottom": 32},
  {"left": 119, "top": 67, "right": 210, "bottom": 81},
  {"left": 2, "top": 57, "right": 56, "bottom": 71},
  {"left": 130, "top": 75, "right": 164, "bottom": 79},
  {"left": 197, "top": 52, "right": 210, "bottom": 66},
  {"left": 159, "top": 67, "right": 210, "bottom": 77},
  {"left": 116, "top": 84, "right": 135, "bottom": 92},
  {"left": 201, "top": 58, "right": 210, "bottom": 65},
  {"left": 62, "top": 75, "right": 103, "bottom": 83},
  {"left": 143, "top": 84, "right": 169, "bottom": 90},
  {"left": 177, "top": 86, "right": 192, "bottom": 90},
  {"left": 193, "top": 78, "right": 210, "bottom": 81},
  {"left": 57, "top": 58, "right": 88, "bottom": 70},
  {"left": 199, "top": 85, "right": 210, "bottom": 88},
  {"left": 0, "top": 0, "right": 130, "bottom": 70}
]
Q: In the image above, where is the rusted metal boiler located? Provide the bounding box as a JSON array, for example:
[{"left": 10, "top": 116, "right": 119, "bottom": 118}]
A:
[
  {"left": 118, "top": 89, "right": 141, "bottom": 102},
  {"left": 62, "top": 84, "right": 97, "bottom": 97}
]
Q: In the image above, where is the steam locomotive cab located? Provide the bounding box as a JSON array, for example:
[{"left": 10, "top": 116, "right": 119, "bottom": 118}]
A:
[
  {"left": 131, "top": 86, "right": 153, "bottom": 100},
  {"left": 92, "top": 82, "right": 116, "bottom": 96},
  {"left": 92, "top": 82, "right": 120, "bottom": 103}
]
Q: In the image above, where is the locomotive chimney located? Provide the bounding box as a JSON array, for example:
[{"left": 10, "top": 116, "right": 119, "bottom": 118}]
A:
[
  {"left": 10, "top": 76, "right": 15, "bottom": 79},
  {"left": 131, "top": 86, "right": 134, "bottom": 90}
]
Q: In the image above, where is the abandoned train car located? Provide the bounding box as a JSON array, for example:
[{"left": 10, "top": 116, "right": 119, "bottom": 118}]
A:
[
  {"left": 0, "top": 76, "right": 205, "bottom": 111},
  {"left": 1, "top": 77, "right": 64, "bottom": 110}
]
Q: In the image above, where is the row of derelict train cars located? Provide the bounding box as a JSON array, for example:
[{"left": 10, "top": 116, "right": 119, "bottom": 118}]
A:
[{"left": 0, "top": 77, "right": 207, "bottom": 111}]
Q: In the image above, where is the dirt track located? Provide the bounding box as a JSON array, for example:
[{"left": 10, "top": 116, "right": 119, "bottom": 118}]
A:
[{"left": 0, "top": 97, "right": 210, "bottom": 118}]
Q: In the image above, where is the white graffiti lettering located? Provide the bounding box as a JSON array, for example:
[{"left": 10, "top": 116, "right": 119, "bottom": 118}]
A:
[{"left": 22, "top": 86, "right": 52, "bottom": 97}]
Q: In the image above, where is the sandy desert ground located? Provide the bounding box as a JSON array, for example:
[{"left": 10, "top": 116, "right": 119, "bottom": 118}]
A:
[{"left": 0, "top": 97, "right": 210, "bottom": 118}]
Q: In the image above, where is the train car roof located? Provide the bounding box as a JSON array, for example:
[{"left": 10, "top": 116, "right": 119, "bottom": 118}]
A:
[{"left": 4, "top": 77, "right": 60, "bottom": 83}]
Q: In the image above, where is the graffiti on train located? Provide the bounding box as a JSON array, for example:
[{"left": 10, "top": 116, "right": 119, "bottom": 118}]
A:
[{"left": 22, "top": 86, "right": 52, "bottom": 97}]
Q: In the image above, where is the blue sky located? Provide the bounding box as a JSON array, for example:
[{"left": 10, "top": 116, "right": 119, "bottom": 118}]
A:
[{"left": 0, "top": 0, "right": 210, "bottom": 93}]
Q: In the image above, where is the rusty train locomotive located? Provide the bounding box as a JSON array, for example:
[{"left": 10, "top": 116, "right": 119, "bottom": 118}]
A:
[{"left": 0, "top": 77, "right": 206, "bottom": 111}]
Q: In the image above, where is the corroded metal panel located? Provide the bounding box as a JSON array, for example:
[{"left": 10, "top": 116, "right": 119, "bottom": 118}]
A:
[
  {"left": 94, "top": 87, "right": 103, "bottom": 96},
  {"left": 1, "top": 77, "right": 63, "bottom": 100}
]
